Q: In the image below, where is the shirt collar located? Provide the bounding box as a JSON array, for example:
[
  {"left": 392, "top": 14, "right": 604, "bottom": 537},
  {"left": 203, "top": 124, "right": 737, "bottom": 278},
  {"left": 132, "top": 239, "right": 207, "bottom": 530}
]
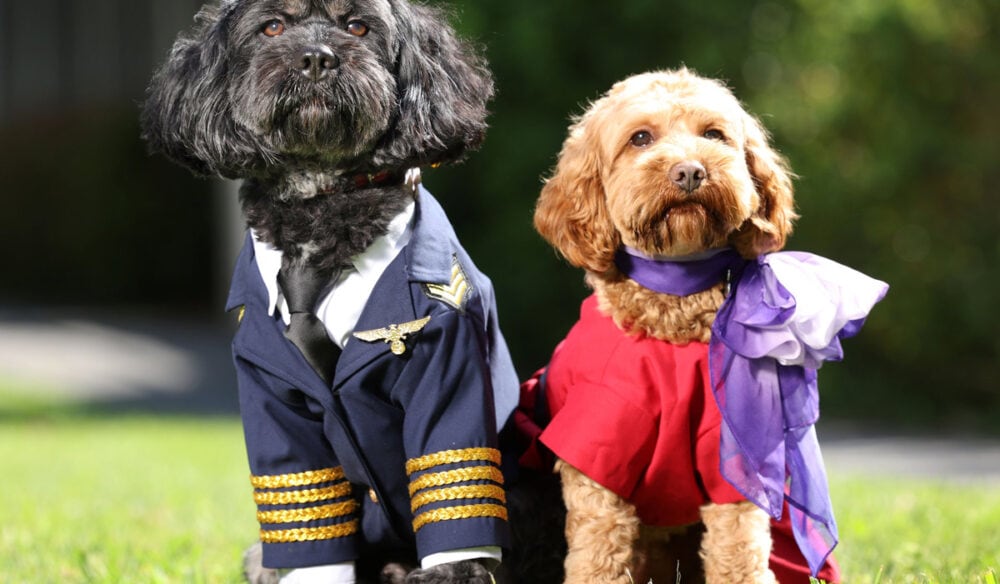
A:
[
  {"left": 354, "top": 198, "right": 414, "bottom": 282},
  {"left": 405, "top": 185, "right": 460, "bottom": 283},
  {"left": 251, "top": 199, "right": 416, "bottom": 317}
]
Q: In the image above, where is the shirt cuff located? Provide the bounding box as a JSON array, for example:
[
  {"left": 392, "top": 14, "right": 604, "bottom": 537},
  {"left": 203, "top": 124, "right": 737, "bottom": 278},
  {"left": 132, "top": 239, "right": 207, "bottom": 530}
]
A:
[
  {"left": 278, "top": 562, "right": 356, "bottom": 584},
  {"left": 421, "top": 546, "right": 502, "bottom": 570}
]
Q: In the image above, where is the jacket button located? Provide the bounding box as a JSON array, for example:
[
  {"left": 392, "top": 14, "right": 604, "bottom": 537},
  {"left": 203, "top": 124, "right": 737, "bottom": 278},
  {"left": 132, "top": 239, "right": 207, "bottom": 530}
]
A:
[{"left": 368, "top": 489, "right": 379, "bottom": 504}]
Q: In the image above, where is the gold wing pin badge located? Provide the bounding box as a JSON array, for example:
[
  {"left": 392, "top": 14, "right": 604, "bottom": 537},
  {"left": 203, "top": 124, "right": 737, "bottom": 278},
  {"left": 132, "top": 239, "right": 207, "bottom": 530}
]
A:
[{"left": 352, "top": 316, "right": 432, "bottom": 356}]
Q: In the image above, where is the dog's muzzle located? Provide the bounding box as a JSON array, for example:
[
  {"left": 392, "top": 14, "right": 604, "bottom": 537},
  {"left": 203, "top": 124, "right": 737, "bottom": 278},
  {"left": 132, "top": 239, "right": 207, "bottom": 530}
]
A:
[
  {"left": 670, "top": 160, "right": 706, "bottom": 194},
  {"left": 297, "top": 45, "right": 339, "bottom": 82}
]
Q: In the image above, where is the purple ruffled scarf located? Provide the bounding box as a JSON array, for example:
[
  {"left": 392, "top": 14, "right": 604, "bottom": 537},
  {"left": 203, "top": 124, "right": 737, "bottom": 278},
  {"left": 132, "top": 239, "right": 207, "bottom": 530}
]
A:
[{"left": 614, "top": 246, "right": 888, "bottom": 576}]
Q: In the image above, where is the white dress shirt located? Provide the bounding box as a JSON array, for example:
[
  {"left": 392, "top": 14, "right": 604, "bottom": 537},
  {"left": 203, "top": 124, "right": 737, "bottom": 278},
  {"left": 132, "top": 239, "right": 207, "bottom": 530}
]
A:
[
  {"left": 252, "top": 200, "right": 416, "bottom": 350},
  {"left": 251, "top": 199, "right": 499, "bottom": 583}
]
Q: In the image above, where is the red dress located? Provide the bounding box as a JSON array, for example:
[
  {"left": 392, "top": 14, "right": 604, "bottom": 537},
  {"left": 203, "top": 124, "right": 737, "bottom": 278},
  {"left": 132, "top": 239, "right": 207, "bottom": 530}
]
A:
[{"left": 538, "top": 295, "right": 841, "bottom": 583}]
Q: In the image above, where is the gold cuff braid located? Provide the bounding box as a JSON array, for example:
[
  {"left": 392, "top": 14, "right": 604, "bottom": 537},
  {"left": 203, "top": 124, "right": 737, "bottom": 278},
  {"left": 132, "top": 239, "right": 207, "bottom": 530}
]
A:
[
  {"left": 408, "top": 465, "right": 505, "bottom": 497},
  {"left": 412, "top": 503, "right": 508, "bottom": 532},
  {"left": 250, "top": 467, "right": 346, "bottom": 489},
  {"left": 257, "top": 500, "right": 358, "bottom": 525},
  {"left": 405, "top": 447, "right": 502, "bottom": 475},
  {"left": 253, "top": 482, "right": 353, "bottom": 506},
  {"left": 410, "top": 484, "right": 507, "bottom": 513},
  {"left": 259, "top": 520, "right": 359, "bottom": 543}
]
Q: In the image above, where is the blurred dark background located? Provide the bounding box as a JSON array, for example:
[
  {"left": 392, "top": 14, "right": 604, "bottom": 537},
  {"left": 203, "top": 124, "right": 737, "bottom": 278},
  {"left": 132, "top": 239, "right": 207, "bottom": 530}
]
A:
[{"left": 1, "top": 0, "right": 997, "bottom": 430}]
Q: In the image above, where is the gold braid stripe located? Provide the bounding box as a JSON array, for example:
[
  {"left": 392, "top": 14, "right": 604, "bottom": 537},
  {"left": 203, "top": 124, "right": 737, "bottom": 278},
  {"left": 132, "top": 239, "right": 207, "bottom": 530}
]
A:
[
  {"left": 412, "top": 504, "right": 508, "bottom": 532},
  {"left": 408, "top": 466, "right": 505, "bottom": 497},
  {"left": 259, "top": 520, "right": 359, "bottom": 543},
  {"left": 405, "top": 447, "right": 502, "bottom": 475},
  {"left": 253, "top": 483, "right": 353, "bottom": 506},
  {"left": 257, "top": 500, "right": 358, "bottom": 525},
  {"left": 410, "top": 485, "right": 507, "bottom": 513},
  {"left": 251, "top": 467, "right": 345, "bottom": 489}
]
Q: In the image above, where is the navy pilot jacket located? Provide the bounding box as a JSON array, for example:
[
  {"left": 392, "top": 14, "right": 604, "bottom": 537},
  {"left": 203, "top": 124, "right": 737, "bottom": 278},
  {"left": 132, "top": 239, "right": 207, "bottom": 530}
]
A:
[{"left": 225, "top": 188, "right": 520, "bottom": 569}]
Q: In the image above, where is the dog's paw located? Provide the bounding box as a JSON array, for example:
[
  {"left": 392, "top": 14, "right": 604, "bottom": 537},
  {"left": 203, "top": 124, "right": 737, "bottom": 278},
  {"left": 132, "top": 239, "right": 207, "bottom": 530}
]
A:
[
  {"left": 380, "top": 562, "right": 411, "bottom": 584},
  {"left": 243, "top": 542, "right": 281, "bottom": 584},
  {"left": 403, "top": 560, "right": 495, "bottom": 583}
]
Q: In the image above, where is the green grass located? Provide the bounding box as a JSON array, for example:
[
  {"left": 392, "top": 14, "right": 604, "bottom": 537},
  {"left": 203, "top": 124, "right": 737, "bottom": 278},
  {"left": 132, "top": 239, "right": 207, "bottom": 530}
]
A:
[
  {"left": 829, "top": 477, "right": 1000, "bottom": 583},
  {"left": 0, "top": 412, "right": 255, "bottom": 583},
  {"left": 2, "top": 387, "right": 998, "bottom": 583}
]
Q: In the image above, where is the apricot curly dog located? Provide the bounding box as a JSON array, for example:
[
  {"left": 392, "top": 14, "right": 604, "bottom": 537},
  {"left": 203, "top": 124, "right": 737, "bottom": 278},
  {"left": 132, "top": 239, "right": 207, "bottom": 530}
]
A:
[{"left": 531, "top": 68, "right": 886, "bottom": 583}]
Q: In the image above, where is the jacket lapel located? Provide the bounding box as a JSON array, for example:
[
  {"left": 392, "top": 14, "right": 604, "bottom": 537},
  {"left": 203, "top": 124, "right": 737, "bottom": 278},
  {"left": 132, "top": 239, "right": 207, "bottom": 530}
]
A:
[
  {"left": 332, "top": 188, "right": 458, "bottom": 388},
  {"left": 229, "top": 190, "right": 454, "bottom": 395},
  {"left": 234, "top": 306, "right": 333, "bottom": 400},
  {"left": 229, "top": 234, "right": 333, "bottom": 402},
  {"left": 332, "top": 251, "right": 417, "bottom": 389}
]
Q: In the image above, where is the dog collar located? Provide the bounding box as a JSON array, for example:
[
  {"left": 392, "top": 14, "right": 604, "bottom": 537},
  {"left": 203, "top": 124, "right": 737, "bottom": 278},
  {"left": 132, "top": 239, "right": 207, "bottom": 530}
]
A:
[
  {"left": 341, "top": 166, "right": 422, "bottom": 193},
  {"left": 613, "top": 246, "right": 744, "bottom": 296},
  {"left": 347, "top": 169, "right": 405, "bottom": 190}
]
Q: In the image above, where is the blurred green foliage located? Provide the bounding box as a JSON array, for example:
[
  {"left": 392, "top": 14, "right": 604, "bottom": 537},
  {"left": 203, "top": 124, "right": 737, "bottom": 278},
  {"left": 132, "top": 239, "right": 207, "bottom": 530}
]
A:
[
  {"left": 1, "top": 0, "right": 997, "bottom": 427},
  {"left": 425, "top": 0, "right": 1000, "bottom": 427},
  {"left": 0, "top": 108, "right": 215, "bottom": 309}
]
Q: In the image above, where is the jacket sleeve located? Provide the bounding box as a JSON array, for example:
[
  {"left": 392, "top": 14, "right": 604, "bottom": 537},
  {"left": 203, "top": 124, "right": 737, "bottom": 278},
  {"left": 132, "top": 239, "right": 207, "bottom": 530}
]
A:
[
  {"left": 391, "top": 308, "right": 511, "bottom": 562},
  {"left": 235, "top": 355, "right": 361, "bottom": 569}
]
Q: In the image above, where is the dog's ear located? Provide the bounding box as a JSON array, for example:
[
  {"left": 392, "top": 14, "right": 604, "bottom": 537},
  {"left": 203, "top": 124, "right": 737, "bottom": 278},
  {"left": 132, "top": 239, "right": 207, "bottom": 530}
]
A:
[
  {"left": 534, "top": 117, "right": 620, "bottom": 275},
  {"left": 732, "top": 114, "right": 797, "bottom": 256},
  {"left": 140, "top": 4, "right": 266, "bottom": 178},
  {"left": 373, "top": 1, "right": 495, "bottom": 168}
]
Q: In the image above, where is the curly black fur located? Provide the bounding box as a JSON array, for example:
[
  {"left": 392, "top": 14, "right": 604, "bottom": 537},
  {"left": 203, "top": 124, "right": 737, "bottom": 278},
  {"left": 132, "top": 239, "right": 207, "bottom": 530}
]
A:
[
  {"left": 141, "top": 0, "right": 494, "bottom": 269},
  {"left": 402, "top": 560, "right": 495, "bottom": 584},
  {"left": 240, "top": 179, "right": 412, "bottom": 276},
  {"left": 141, "top": 0, "right": 532, "bottom": 584},
  {"left": 142, "top": 0, "right": 494, "bottom": 179},
  {"left": 499, "top": 470, "right": 567, "bottom": 584},
  {"left": 141, "top": 2, "right": 525, "bottom": 581}
]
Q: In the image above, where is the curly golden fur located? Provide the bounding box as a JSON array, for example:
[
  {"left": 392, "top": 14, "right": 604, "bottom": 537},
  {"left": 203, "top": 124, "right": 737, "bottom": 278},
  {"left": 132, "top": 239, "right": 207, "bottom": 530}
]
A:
[
  {"left": 537, "top": 69, "right": 798, "bottom": 583},
  {"left": 700, "top": 502, "right": 778, "bottom": 584},
  {"left": 560, "top": 460, "right": 709, "bottom": 584},
  {"left": 557, "top": 461, "right": 640, "bottom": 584},
  {"left": 535, "top": 68, "right": 795, "bottom": 273},
  {"left": 592, "top": 274, "right": 723, "bottom": 343}
]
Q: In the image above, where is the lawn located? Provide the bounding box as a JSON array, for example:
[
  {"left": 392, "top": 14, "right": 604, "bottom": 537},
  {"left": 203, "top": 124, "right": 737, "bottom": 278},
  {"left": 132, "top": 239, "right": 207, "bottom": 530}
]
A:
[
  {"left": 0, "top": 411, "right": 255, "bottom": 583},
  {"left": 1, "top": 395, "right": 998, "bottom": 583},
  {"left": 831, "top": 477, "right": 1000, "bottom": 584}
]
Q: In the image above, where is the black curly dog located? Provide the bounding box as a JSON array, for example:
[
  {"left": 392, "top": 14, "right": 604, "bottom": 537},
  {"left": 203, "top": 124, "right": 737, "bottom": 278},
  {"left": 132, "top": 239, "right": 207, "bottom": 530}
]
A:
[
  {"left": 141, "top": 0, "right": 565, "bottom": 583},
  {"left": 142, "top": 0, "right": 492, "bottom": 277}
]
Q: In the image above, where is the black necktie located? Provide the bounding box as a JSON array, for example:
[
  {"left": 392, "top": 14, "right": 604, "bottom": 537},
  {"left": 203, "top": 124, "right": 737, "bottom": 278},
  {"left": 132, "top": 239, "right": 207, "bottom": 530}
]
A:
[{"left": 277, "top": 261, "right": 341, "bottom": 385}]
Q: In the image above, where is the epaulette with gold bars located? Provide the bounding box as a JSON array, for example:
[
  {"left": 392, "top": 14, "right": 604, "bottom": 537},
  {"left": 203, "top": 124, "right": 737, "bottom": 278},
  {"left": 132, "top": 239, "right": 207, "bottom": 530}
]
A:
[{"left": 423, "top": 256, "right": 472, "bottom": 311}]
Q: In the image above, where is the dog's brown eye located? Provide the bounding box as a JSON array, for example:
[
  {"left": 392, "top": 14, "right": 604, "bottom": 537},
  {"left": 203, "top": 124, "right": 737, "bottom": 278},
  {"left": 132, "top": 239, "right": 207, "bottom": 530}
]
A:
[
  {"left": 347, "top": 20, "right": 369, "bottom": 37},
  {"left": 630, "top": 131, "right": 654, "bottom": 148},
  {"left": 262, "top": 20, "right": 285, "bottom": 37},
  {"left": 703, "top": 129, "right": 726, "bottom": 141}
]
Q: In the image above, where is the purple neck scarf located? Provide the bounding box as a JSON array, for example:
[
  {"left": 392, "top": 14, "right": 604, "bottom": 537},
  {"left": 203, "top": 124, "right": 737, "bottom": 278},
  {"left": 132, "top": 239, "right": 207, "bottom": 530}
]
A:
[
  {"left": 614, "top": 247, "right": 745, "bottom": 296},
  {"left": 614, "top": 246, "right": 848, "bottom": 576}
]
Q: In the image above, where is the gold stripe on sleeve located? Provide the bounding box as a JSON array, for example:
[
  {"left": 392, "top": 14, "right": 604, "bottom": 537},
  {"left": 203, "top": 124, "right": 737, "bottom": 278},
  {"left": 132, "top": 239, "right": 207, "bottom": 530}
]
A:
[
  {"left": 408, "top": 466, "right": 505, "bottom": 497},
  {"left": 257, "top": 500, "right": 358, "bottom": 525},
  {"left": 410, "top": 484, "right": 507, "bottom": 513},
  {"left": 405, "top": 447, "right": 502, "bottom": 475},
  {"left": 412, "top": 504, "right": 508, "bottom": 532},
  {"left": 252, "top": 482, "right": 353, "bottom": 506},
  {"left": 250, "top": 467, "right": 346, "bottom": 489},
  {"left": 259, "top": 520, "right": 359, "bottom": 543}
]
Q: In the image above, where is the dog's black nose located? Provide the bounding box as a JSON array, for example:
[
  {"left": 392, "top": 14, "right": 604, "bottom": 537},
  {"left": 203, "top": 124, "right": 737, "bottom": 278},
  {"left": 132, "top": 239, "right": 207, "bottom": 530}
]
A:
[
  {"left": 670, "top": 161, "right": 706, "bottom": 193},
  {"left": 297, "top": 46, "right": 339, "bottom": 81}
]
